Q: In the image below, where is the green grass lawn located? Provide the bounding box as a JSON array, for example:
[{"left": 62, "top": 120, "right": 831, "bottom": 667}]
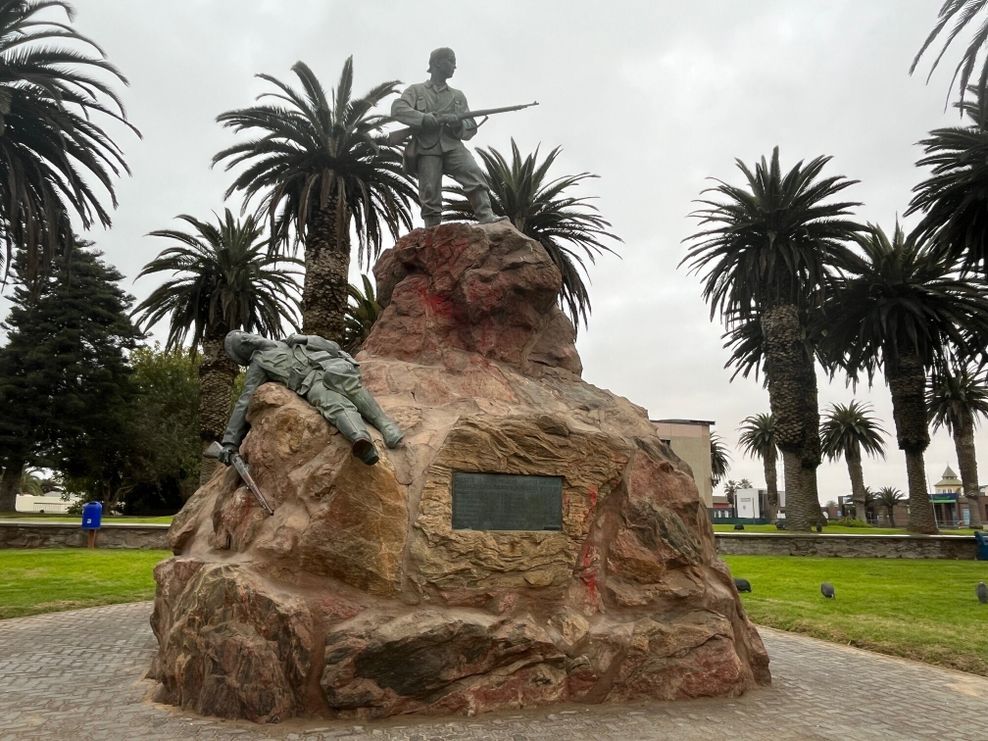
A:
[
  {"left": 4, "top": 547, "right": 987, "bottom": 682},
  {"left": 0, "top": 548, "right": 169, "bottom": 619},
  {"left": 0, "top": 513, "right": 173, "bottom": 524},
  {"left": 713, "top": 523, "right": 980, "bottom": 535},
  {"left": 724, "top": 554, "right": 988, "bottom": 676}
]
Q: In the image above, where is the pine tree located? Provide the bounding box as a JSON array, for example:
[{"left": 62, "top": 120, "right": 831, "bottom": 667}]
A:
[{"left": 0, "top": 241, "right": 140, "bottom": 511}]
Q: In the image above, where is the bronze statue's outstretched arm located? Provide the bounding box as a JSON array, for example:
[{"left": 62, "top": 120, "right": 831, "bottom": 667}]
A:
[{"left": 221, "top": 362, "right": 267, "bottom": 451}]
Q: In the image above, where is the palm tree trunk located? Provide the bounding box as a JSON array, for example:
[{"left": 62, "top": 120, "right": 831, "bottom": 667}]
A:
[
  {"left": 0, "top": 457, "right": 25, "bottom": 513},
  {"left": 763, "top": 448, "right": 779, "bottom": 523},
  {"left": 886, "top": 503, "right": 896, "bottom": 526},
  {"left": 886, "top": 352, "right": 937, "bottom": 534},
  {"left": 762, "top": 304, "right": 821, "bottom": 531},
  {"left": 846, "top": 445, "right": 868, "bottom": 523},
  {"left": 781, "top": 450, "right": 817, "bottom": 528},
  {"left": 302, "top": 204, "right": 351, "bottom": 343},
  {"left": 198, "top": 331, "right": 238, "bottom": 487},
  {"left": 952, "top": 412, "right": 983, "bottom": 528},
  {"left": 904, "top": 449, "right": 937, "bottom": 533}
]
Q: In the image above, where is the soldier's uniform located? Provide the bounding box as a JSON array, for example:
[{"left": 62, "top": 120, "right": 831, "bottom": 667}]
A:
[
  {"left": 221, "top": 333, "right": 401, "bottom": 466},
  {"left": 391, "top": 79, "right": 495, "bottom": 227}
]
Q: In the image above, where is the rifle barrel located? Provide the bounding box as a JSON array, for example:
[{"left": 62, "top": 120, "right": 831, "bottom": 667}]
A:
[
  {"left": 382, "top": 101, "right": 538, "bottom": 146},
  {"left": 232, "top": 454, "right": 275, "bottom": 516}
]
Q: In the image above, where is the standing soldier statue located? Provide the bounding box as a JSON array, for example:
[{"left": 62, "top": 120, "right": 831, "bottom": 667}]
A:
[{"left": 391, "top": 48, "right": 536, "bottom": 228}]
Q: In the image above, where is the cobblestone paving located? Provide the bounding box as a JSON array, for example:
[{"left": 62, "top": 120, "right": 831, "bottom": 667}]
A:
[{"left": 2, "top": 602, "right": 986, "bottom": 740}]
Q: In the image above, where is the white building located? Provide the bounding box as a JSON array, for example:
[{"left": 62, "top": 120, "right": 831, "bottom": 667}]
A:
[
  {"left": 735, "top": 487, "right": 787, "bottom": 520},
  {"left": 15, "top": 494, "right": 80, "bottom": 514},
  {"left": 735, "top": 488, "right": 763, "bottom": 519}
]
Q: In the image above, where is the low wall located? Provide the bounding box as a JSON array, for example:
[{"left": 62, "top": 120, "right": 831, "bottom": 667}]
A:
[
  {"left": 715, "top": 532, "right": 977, "bottom": 559},
  {"left": 0, "top": 522, "right": 169, "bottom": 550},
  {"left": 0, "top": 523, "right": 977, "bottom": 559}
]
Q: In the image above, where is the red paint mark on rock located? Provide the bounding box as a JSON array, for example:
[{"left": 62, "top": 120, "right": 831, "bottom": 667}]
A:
[
  {"left": 578, "top": 540, "right": 598, "bottom": 603},
  {"left": 416, "top": 282, "right": 457, "bottom": 320},
  {"left": 579, "top": 485, "right": 600, "bottom": 602}
]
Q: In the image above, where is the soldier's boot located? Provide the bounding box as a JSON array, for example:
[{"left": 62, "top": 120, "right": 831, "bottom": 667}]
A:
[
  {"left": 333, "top": 411, "right": 379, "bottom": 465},
  {"left": 423, "top": 215, "right": 442, "bottom": 228},
  {"left": 467, "top": 189, "right": 506, "bottom": 225},
  {"left": 350, "top": 389, "right": 404, "bottom": 448}
]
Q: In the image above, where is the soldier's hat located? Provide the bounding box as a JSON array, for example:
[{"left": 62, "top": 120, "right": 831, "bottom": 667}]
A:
[{"left": 428, "top": 47, "right": 455, "bottom": 72}]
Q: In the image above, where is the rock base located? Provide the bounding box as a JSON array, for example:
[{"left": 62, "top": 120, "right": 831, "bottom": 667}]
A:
[{"left": 150, "top": 223, "right": 770, "bottom": 722}]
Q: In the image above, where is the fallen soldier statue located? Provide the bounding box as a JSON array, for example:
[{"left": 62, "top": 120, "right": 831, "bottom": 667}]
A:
[{"left": 219, "top": 331, "right": 403, "bottom": 466}]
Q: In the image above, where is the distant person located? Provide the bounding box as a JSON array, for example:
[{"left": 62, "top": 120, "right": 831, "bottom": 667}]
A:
[
  {"left": 219, "top": 331, "right": 402, "bottom": 466},
  {"left": 391, "top": 47, "right": 500, "bottom": 227}
]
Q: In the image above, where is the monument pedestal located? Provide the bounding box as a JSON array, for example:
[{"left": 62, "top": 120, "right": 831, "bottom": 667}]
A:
[{"left": 150, "top": 222, "right": 770, "bottom": 722}]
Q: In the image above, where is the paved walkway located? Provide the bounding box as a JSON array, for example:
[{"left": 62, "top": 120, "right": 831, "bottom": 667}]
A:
[{"left": 1, "top": 603, "right": 986, "bottom": 740}]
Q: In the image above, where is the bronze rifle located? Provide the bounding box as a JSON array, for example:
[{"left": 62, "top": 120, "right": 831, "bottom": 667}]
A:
[{"left": 381, "top": 100, "right": 539, "bottom": 146}]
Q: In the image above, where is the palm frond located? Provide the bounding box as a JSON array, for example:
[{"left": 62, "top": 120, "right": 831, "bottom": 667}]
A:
[
  {"left": 0, "top": 0, "right": 140, "bottom": 285},
  {"left": 443, "top": 138, "right": 621, "bottom": 332},
  {"left": 132, "top": 209, "right": 302, "bottom": 352},
  {"left": 819, "top": 401, "right": 887, "bottom": 461}
]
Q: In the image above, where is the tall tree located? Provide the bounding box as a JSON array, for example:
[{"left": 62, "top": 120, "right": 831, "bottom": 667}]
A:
[
  {"left": 132, "top": 209, "right": 301, "bottom": 484},
  {"left": 908, "top": 90, "right": 988, "bottom": 275},
  {"left": 820, "top": 401, "right": 887, "bottom": 524},
  {"left": 911, "top": 1, "right": 988, "bottom": 115},
  {"left": 821, "top": 223, "right": 988, "bottom": 533},
  {"left": 737, "top": 412, "right": 780, "bottom": 523},
  {"left": 116, "top": 345, "right": 201, "bottom": 513},
  {"left": 709, "top": 432, "right": 731, "bottom": 488},
  {"left": 927, "top": 362, "right": 988, "bottom": 527},
  {"left": 0, "top": 0, "right": 139, "bottom": 282},
  {"left": 214, "top": 57, "right": 416, "bottom": 341},
  {"left": 722, "top": 479, "right": 740, "bottom": 519},
  {"left": 444, "top": 140, "right": 621, "bottom": 331},
  {"left": 876, "top": 485, "right": 905, "bottom": 526},
  {"left": 0, "top": 241, "right": 139, "bottom": 511},
  {"left": 682, "top": 146, "right": 863, "bottom": 530}
]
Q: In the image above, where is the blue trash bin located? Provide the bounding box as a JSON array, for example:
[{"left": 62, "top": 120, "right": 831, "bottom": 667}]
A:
[
  {"left": 975, "top": 531, "right": 988, "bottom": 561},
  {"left": 81, "top": 501, "right": 102, "bottom": 530}
]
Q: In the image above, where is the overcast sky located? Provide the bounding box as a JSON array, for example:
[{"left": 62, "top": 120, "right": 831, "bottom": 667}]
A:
[{"left": 15, "top": 0, "right": 985, "bottom": 506}]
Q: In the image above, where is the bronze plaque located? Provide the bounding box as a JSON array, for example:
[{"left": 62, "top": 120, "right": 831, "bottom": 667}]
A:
[{"left": 451, "top": 472, "right": 563, "bottom": 531}]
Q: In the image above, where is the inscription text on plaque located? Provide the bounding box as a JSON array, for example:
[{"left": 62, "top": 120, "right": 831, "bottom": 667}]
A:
[{"left": 451, "top": 472, "right": 563, "bottom": 531}]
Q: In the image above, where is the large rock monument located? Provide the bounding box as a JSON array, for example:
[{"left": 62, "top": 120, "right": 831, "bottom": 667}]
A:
[{"left": 150, "top": 221, "right": 770, "bottom": 722}]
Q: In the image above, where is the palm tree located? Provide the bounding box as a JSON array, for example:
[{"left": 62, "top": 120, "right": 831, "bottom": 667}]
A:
[
  {"left": 682, "top": 146, "right": 863, "bottom": 530},
  {"left": 821, "top": 223, "right": 988, "bottom": 533},
  {"left": 0, "top": 0, "right": 139, "bottom": 282},
  {"left": 876, "top": 486, "right": 905, "bottom": 526},
  {"left": 722, "top": 479, "right": 740, "bottom": 519},
  {"left": 342, "top": 273, "right": 382, "bottom": 354},
  {"left": 132, "top": 209, "right": 301, "bottom": 484},
  {"left": 709, "top": 432, "right": 731, "bottom": 488},
  {"left": 911, "top": 1, "right": 988, "bottom": 115},
  {"left": 444, "top": 139, "right": 621, "bottom": 332},
  {"left": 214, "top": 57, "right": 416, "bottom": 342},
  {"left": 862, "top": 486, "right": 878, "bottom": 523},
  {"left": 722, "top": 478, "right": 752, "bottom": 519},
  {"left": 927, "top": 362, "right": 988, "bottom": 527},
  {"left": 737, "top": 412, "right": 780, "bottom": 524},
  {"left": 908, "top": 90, "right": 988, "bottom": 275},
  {"left": 820, "top": 401, "right": 887, "bottom": 524}
]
